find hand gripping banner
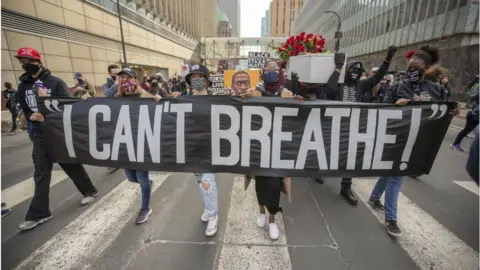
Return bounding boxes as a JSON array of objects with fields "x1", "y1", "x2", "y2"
[{"x1": 37, "y1": 96, "x2": 455, "y2": 178}]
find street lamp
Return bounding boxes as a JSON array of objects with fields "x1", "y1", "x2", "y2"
[
  {"x1": 116, "y1": 0, "x2": 128, "y2": 66},
  {"x1": 324, "y1": 11, "x2": 342, "y2": 52}
]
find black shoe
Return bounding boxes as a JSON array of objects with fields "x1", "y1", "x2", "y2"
[
  {"x1": 1, "y1": 202, "x2": 6, "y2": 208},
  {"x1": 2, "y1": 208, "x2": 11, "y2": 218},
  {"x1": 368, "y1": 198, "x2": 385, "y2": 212},
  {"x1": 136, "y1": 208, "x2": 152, "y2": 224},
  {"x1": 315, "y1": 177, "x2": 324, "y2": 184},
  {"x1": 385, "y1": 219, "x2": 402, "y2": 236},
  {"x1": 106, "y1": 167, "x2": 118, "y2": 174},
  {"x1": 340, "y1": 188, "x2": 358, "y2": 206}
]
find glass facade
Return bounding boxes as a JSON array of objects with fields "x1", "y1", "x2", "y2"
[{"x1": 292, "y1": 0, "x2": 478, "y2": 57}]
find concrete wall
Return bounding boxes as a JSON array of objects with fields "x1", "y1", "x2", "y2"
[{"x1": 1, "y1": 0, "x2": 202, "y2": 89}]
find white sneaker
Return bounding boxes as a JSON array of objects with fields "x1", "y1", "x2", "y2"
[
  {"x1": 80, "y1": 191, "x2": 97, "y2": 205},
  {"x1": 205, "y1": 215, "x2": 218, "y2": 237},
  {"x1": 201, "y1": 212, "x2": 209, "y2": 223},
  {"x1": 269, "y1": 223, "x2": 279, "y2": 240},
  {"x1": 256, "y1": 213, "x2": 266, "y2": 228}
]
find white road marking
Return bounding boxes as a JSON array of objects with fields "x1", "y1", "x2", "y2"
[
  {"x1": 1, "y1": 170, "x2": 68, "y2": 208},
  {"x1": 15, "y1": 173, "x2": 171, "y2": 270},
  {"x1": 353, "y1": 178, "x2": 479, "y2": 270},
  {"x1": 453, "y1": 180, "x2": 479, "y2": 196},
  {"x1": 216, "y1": 176, "x2": 292, "y2": 270}
]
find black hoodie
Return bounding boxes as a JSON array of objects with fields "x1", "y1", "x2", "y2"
[
  {"x1": 17, "y1": 68, "x2": 70, "y2": 128},
  {"x1": 321, "y1": 60, "x2": 391, "y2": 102}
]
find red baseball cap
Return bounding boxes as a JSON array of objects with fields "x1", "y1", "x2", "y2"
[{"x1": 15, "y1": 47, "x2": 42, "y2": 62}]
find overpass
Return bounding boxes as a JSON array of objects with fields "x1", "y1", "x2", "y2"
[{"x1": 199, "y1": 37, "x2": 287, "y2": 68}]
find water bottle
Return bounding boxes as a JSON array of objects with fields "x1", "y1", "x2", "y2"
[{"x1": 34, "y1": 80, "x2": 47, "y2": 96}]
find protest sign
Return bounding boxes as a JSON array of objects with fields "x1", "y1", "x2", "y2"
[
  {"x1": 248, "y1": 52, "x2": 270, "y2": 69},
  {"x1": 210, "y1": 74, "x2": 225, "y2": 95},
  {"x1": 38, "y1": 97, "x2": 454, "y2": 178},
  {"x1": 223, "y1": 70, "x2": 260, "y2": 90}
]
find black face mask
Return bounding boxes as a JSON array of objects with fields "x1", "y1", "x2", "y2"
[
  {"x1": 406, "y1": 68, "x2": 424, "y2": 83},
  {"x1": 22, "y1": 63, "x2": 40, "y2": 75},
  {"x1": 151, "y1": 82, "x2": 158, "y2": 87}
]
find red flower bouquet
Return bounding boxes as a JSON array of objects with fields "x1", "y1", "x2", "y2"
[{"x1": 276, "y1": 32, "x2": 328, "y2": 67}]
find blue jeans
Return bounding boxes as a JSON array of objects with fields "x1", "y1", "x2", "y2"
[
  {"x1": 369, "y1": 176, "x2": 404, "y2": 221},
  {"x1": 195, "y1": 173, "x2": 218, "y2": 218},
  {"x1": 125, "y1": 169, "x2": 151, "y2": 210}
]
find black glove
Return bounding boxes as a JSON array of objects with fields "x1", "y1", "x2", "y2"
[
  {"x1": 386, "y1": 46, "x2": 398, "y2": 61},
  {"x1": 334, "y1": 52, "x2": 346, "y2": 70}
]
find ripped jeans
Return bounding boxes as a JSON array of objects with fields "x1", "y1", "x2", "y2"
[{"x1": 195, "y1": 173, "x2": 218, "y2": 218}]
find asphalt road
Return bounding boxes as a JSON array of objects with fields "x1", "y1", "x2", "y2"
[{"x1": 1, "y1": 119, "x2": 478, "y2": 270}]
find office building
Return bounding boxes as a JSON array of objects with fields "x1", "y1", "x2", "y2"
[
  {"x1": 292, "y1": 0, "x2": 479, "y2": 93},
  {"x1": 261, "y1": 9, "x2": 270, "y2": 37},
  {"x1": 269, "y1": 0, "x2": 308, "y2": 37},
  {"x1": 1, "y1": 0, "x2": 217, "y2": 91},
  {"x1": 218, "y1": 0, "x2": 241, "y2": 36},
  {"x1": 217, "y1": 10, "x2": 233, "y2": 37}
]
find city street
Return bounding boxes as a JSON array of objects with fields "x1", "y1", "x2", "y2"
[{"x1": 1, "y1": 120, "x2": 478, "y2": 270}]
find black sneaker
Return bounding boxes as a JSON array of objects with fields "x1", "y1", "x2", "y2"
[
  {"x1": 315, "y1": 177, "x2": 324, "y2": 184},
  {"x1": 385, "y1": 219, "x2": 402, "y2": 236},
  {"x1": 136, "y1": 208, "x2": 152, "y2": 224},
  {"x1": 340, "y1": 188, "x2": 358, "y2": 206},
  {"x1": 2, "y1": 208, "x2": 11, "y2": 218},
  {"x1": 368, "y1": 198, "x2": 385, "y2": 212}
]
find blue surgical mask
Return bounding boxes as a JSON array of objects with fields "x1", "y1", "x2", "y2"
[{"x1": 264, "y1": 71, "x2": 279, "y2": 84}]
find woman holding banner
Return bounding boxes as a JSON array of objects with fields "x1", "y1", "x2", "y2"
[
  {"x1": 185, "y1": 64, "x2": 220, "y2": 237},
  {"x1": 368, "y1": 45, "x2": 458, "y2": 237},
  {"x1": 114, "y1": 67, "x2": 162, "y2": 224},
  {"x1": 241, "y1": 60, "x2": 302, "y2": 240}
]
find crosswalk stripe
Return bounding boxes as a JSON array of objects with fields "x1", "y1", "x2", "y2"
[
  {"x1": 216, "y1": 176, "x2": 292, "y2": 270},
  {"x1": 1, "y1": 170, "x2": 68, "y2": 208},
  {"x1": 453, "y1": 180, "x2": 479, "y2": 196},
  {"x1": 353, "y1": 178, "x2": 479, "y2": 270},
  {"x1": 15, "y1": 173, "x2": 171, "y2": 270}
]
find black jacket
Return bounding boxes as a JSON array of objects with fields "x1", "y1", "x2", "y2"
[
  {"x1": 3, "y1": 89, "x2": 18, "y2": 108},
  {"x1": 322, "y1": 60, "x2": 391, "y2": 101},
  {"x1": 383, "y1": 79, "x2": 446, "y2": 104},
  {"x1": 17, "y1": 68, "x2": 70, "y2": 128}
]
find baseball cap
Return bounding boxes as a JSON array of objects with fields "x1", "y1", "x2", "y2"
[
  {"x1": 15, "y1": 47, "x2": 42, "y2": 62},
  {"x1": 117, "y1": 67, "x2": 137, "y2": 78},
  {"x1": 74, "y1": 72, "x2": 83, "y2": 79}
]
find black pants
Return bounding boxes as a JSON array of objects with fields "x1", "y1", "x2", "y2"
[
  {"x1": 341, "y1": 178, "x2": 352, "y2": 189},
  {"x1": 255, "y1": 176, "x2": 283, "y2": 215},
  {"x1": 454, "y1": 111, "x2": 479, "y2": 145},
  {"x1": 8, "y1": 106, "x2": 17, "y2": 131},
  {"x1": 26, "y1": 128, "x2": 97, "y2": 220}
]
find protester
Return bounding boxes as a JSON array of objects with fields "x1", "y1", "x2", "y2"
[
  {"x1": 451, "y1": 81, "x2": 479, "y2": 151},
  {"x1": 2, "y1": 202, "x2": 11, "y2": 218},
  {"x1": 139, "y1": 71, "x2": 150, "y2": 91},
  {"x1": 171, "y1": 78, "x2": 183, "y2": 96},
  {"x1": 14, "y1": 47, "x2": 99, "y2": 231},
  {"x1": 217, "y1": 64, "x2": 225, "y2": 74},
  {"x1": 72, "y1": 72, "x2": 96, "y2": 99},
  {"x1": 156, "y1": 73, "x2": 170, "y2": 93},
  {"x1": 3, "y1": 82, "x2": 19, "y2": 135},
  {"x1": 368, "y1": 45, "x2": 457, "y2": 237},
  {"x1": 114, "y1": 67, "x2": 161, "y2": 224},
  {"x1": 102, "y1": 64, "x2": 121, "y2": 174},
  {"x1": 148, "y1": 76, "x2": 170, "y2": 98},
  {"x1": 439, "y1": 76, "x2": 452, "y2": 101},
  {"x1": 240, "y1": 60, "x2": 301, "y2": 240},
  {"x1": 185, "y1": 64, "x2": 219, "y2": 237},
  {"x1": 103, "y1": 64, "x2": 121, "y2": 98},
  {"x1": 320, "y1": 46, "x2": 398, "y2": 206}
]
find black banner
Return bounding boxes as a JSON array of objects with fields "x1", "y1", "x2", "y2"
[{"x1": 37, "y1": 96, "x2": 454, "y2": 177}]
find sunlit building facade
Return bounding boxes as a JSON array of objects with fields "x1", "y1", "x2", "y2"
[{"x1": 269, "y1": 0, "x2": 308, "y2": 37}]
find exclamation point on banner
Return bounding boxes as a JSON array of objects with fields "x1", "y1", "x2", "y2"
[{"x1": 399, "y1": 108, "x2": 422, "y2": 171}]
